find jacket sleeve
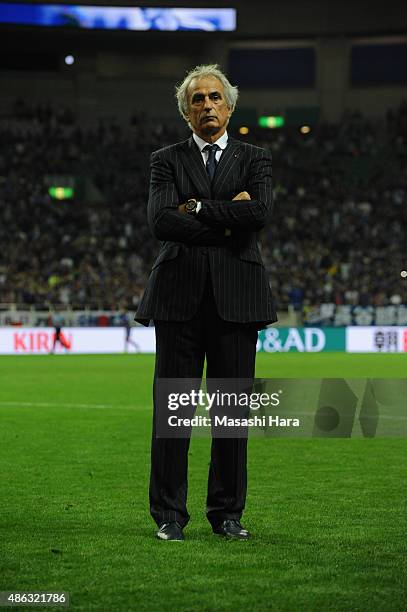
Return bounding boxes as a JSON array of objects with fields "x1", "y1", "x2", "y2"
[
  {"x1": 197, "y1": 149, "x2": 273, "y2": 232},
  {"x1": 147, "y1": 151, "x2": 230, "y2": 246}
]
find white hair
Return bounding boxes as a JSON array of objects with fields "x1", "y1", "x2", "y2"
[{"x1": 175, "y1": 64, "x2": 239, "y2": 122}]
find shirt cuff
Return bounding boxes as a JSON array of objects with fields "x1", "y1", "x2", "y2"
[{"x1": 196, "y1": 201, "x2": 202, "y2": 214}]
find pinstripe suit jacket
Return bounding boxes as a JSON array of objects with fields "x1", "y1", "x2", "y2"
[{"x1": 135, "y1": 135, "x2": 277, "y2": 327}]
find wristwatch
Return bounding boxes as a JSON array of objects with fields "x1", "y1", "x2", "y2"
[{"x1": 185, "y1": 198, "x2": 201, "y2": 214}]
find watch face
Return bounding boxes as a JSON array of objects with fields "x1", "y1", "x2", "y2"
[{"x1": 186, "y1": 199, "x2": 197, "y2": 212}]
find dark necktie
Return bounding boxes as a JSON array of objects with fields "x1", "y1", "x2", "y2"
[{"x1": 203, "y1": 144, "x2": 219, "y2": 181}]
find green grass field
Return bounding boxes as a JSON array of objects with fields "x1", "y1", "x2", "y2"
[{"x1": 1, "y1": 354, "x2": 406, "y2": 611}]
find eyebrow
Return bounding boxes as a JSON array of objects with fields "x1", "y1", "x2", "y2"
[{"x1": 191, "y1": 91, "x2": 222, "y2": 102}]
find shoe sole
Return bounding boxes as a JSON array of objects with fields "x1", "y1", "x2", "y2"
[{"x1": 213, "y1": 532, "x2": 250, "y2": 540}]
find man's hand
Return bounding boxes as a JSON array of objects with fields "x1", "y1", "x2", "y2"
[
  {"x1": 178, "y1": 203, "x2": 187, "y2": 214},
  {"x1": 227, "y1": 192, "x2": 250, "y2": 234},
  {"x1": 233, "y1": 191, "x2": 251, "y2": 201}
]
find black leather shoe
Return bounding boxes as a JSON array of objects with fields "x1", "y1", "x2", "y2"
[
  {"x1": 156, "y1": 521, "x2": 184, "y2": 541},
  {"x1": 212, "y1": 519, "x2": 250, "y2": 539}
]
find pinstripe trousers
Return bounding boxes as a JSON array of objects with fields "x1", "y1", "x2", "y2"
[{"x1": 150, "y1": 266, "x2": 258, "y2": 528}]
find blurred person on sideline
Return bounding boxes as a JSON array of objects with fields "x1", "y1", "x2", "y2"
[
  {"x1": 119, "y1": 308, "x2": 140, "y2": 353},
  {"x1": 49, "y1": 310, "x2": 71, "y2": 353}
]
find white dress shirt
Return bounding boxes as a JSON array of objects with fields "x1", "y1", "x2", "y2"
[{"x1": 192, "y1": 131, "x2": 229, "y2": 167}]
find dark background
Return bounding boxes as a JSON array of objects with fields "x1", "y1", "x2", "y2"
[
  {"x1": 1, "y1": 1, "x2": 406, "y2": 317},
  {"x1": 1, "y1": 0, "x2": 407, "y2": 125}
]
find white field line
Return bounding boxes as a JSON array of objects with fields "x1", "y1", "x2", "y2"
[
  {"x1": 0, "y1": 402, "x2": 405, "y2": 421},
  {"x1": 0, "y1": 400, "x2": 145, "y2": 410}
]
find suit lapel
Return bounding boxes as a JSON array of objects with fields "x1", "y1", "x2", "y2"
[
  {"x1": 212, "y1": 137, "x2": 242, "y2": 195},
  {"x1": 179, "y1": 135, "x2": 243, "y2": 199},
  {"x1": 179, "y1": 137, "x2": 211, "y2": 198}
]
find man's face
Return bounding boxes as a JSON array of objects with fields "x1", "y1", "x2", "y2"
[{"x1": 185, "y1": 75, "x2": 232, "y2": 142}]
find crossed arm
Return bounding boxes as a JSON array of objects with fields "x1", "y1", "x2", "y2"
[{"x1": 147, "y1": 148, "x2": 273, "y2": 246}]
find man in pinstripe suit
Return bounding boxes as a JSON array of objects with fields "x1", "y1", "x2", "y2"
[{"x1": 135, "y1": 64, "x2": 277, "y2": 541}]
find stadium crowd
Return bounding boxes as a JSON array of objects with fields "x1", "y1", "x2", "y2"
[{"x1": 1, "y1": 99, "x2": 406, "y2": 314}]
